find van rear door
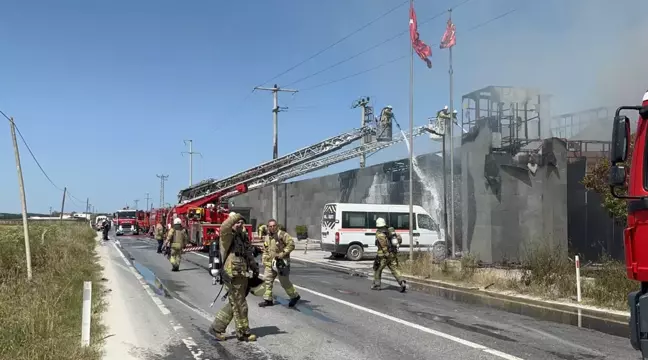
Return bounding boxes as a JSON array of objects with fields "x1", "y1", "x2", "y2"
[{"x1": 321, "y1": 204, "x2": 337, "y2": 248}]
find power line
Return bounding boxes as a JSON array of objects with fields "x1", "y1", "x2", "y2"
[
  {"x1": 1, "y1": 109, "x2": 91, "y2": 210},
  {"x1": 285, "y1": 0, "x2": 475, "y2": 88},
  {"x1": 256, "y1": 0, "x2": 410, "y2": 87},
  {"x1": 302, "y1": 7, "x2": 517, "y2": 91}
]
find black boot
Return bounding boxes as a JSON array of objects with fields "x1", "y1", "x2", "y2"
[
  {"x1": 258, "y1": 299, "x2": 274, "y2": 307},
  {"x1": 399, "y1": 280, "x2": 407, "y2": 293},
  {"x1": 288, "y1": 295, "x2": 301, "y2": 308}
]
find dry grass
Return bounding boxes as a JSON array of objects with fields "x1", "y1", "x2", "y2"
[
  {"x1": 401, "y1": 243, "x2": 637, "y2": 311},
  {"x1": 0, "y1": 223, "x2": 106, "y2": 360}
]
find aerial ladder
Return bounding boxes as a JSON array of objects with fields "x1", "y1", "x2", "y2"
[{"x1": 170, "y1": 105, "x2": 437, "y2": 251}]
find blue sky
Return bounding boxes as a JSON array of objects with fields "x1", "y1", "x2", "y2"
[{"x1": 1, "y1": 0, "x2": 645, "y2": 213}]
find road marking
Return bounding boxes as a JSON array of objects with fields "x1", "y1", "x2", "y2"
[
  {"x1": 290, "y1": 283, "x2": 523, "y2": 360},
  {"x1": 111, "y1": 242, "x2": 171, "y2": 315},
  {"x1": 188, "y1": 251, "x2": 520, "y2": 359},
  {"x1": 170, "y1": 321, "x2": 209, "y2": 360}
]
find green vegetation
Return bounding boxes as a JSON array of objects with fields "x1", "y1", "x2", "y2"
[
  {"x1": 401, "y1": 242, "x2": 636, "y2": 311},
  {"x1": 295, "y1": 225, "x2": 308, "y2": 239},
  {"x1": 581, "y1": 133, "x2": 636, "y2": 220},
  {"x1": 0, "y1": 223, "x2": 106, "y2": 360}
]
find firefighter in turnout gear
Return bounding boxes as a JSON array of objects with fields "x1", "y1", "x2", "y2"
[
  {"x1": 257, "y1": 224, "x2": 268, "y2": 240},
  {"x1": 165, "y1": 217, "x2": 188, "y2": 271},
  {"x1": 154, "y1": 221, "x2": 165, "y2": 253},
  {"x1": 259, "y1": 219, "x2": 301, "y2": 308},
  {"x1": 371, "y1": 218, "x2": 407, "y2": 292},
  {"x1": 211, "y1": 212, "x2": 257, "y2": 342},
  {"x1": 210, "y1": 254, "x2": 264, "y2": 341}
]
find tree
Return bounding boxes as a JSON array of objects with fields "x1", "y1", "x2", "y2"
[{"x1": 581, "y1": 133, "x2": 636, "y2": 220}]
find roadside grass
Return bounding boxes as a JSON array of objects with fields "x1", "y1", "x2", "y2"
[
  {"x1": 0, "y1": 223, "x2": 106, "y2": 360},
  {"x1": 400, "y1": 242, "x2": 637, "y2": 311}
]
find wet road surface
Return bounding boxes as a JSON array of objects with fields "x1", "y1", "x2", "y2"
[{"x1": 114, "y1": 236, "x2": 639, "y2": 360}]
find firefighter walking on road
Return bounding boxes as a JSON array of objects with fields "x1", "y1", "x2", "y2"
[
  {"x1": 211, "y1": 212, "x2": 257, "y2": 341},
  {"x1": 259, "y1": 219, "x2": 301, "y2": 308},
  {"x1": 372, "y1": 217, "x2": 407, "y2": 292},
  {"x1": 154, "y1": 220, "x2": 165, "y2": 253},
  {"x1": 165, "y1": 217, "x2": 188, "y2": 271},
  {"x1": 210, "y1": 214, "x2": 262, "y2": 341}
]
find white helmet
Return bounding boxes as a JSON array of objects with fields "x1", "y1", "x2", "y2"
[
  {"x1": 386, "y1": 105, "x2": 393, "y2": 109},
  {"x1": 453, "y1": 109, "x2": 458, "y2": 114},
  {"x1": 443, "y1": 105, "x2": 448, "y2": 110},
  {"x1": 173, "y1": 217, "x2": 182, "y2": 225},
  {"x1": 271, "y1": 258, "x2": 288, "y2": 276},
  {"x1": 376, "y1": 217, "x2": 386, "y2": 228}
]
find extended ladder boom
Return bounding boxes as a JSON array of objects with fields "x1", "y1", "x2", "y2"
[
  {"x1": 178, "y1": 126, "x2": 374, "y2": 202},
  {"x1": 219, "y1": 125, "x2": 434, "y2": 198}
]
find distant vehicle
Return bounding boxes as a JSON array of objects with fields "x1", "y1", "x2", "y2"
[
  {"x1": 114, "y1": 208, "x2": 138, "y2": 236},
  {"x1": 94, "y1": 215, "x2": 108, "y2": 230},
  {"x1": 320, "y1": 203, "x2": 446, "y2": 261}
]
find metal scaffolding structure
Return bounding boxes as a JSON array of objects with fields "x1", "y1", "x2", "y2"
[{"x1": 461, "y1": 86, "x2": 551, "y2": 153}]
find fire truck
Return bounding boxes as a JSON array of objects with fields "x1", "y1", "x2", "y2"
[
  {"x1": 148, "y1": 208, "x2": 169, "y2": 235},
  {"x1": 113, "y1": 208, "x2": 139, "y2": 236},
  {"x1": 136, "y1": 210, "x2": 151, "y2": 234},
  {"x1": 608, "y1": 91, "x2": 648, "y2": 359},
  {"x1": 164, "y1": 113, "x2": 437, "y2": 252}
]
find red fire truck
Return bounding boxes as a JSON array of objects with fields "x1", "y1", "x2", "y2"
[
  {"x1": 608, "y1": 91, "x2": 648, "y2": 358},
  {"x1": 136, "y1": 210, "x2": 151, "y2": 234},
  {"x1": 114, "y1": 208, "x2": 139, "y2": 236}
]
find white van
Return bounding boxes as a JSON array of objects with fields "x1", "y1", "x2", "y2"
[{"x1": 320, "y1": 203, "x2": 446, "y2": 261}]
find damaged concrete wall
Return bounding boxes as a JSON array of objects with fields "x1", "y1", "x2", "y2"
[{"x1": 460, "y1": 118, "x2": 568, "y2": 263}]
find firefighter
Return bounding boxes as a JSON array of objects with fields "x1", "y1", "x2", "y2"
[
  {"x1": 101, "y1": 219, "x2": 110, "y2": 241},
  {"x1": 164, "y1": 217, "x2": 188, "y2": 271},
  {"x1": 210, "y1": 215, "x2": 262, "y2": 341},
  {"x1": 259, "y1": 219, "x2": 301, "y2": 308},
  {"x1": 154, "y1": 220, "x2": 165, "y2": 253},
  {"x1": 257, "y1": 224, "x2": 268, "y2": 240},
  {"x1": 371, "y1": 218, "x2": 407, "y2": 292},
  {"x1": 214, "y1": 212, "x2": 257, "y2": 341}
]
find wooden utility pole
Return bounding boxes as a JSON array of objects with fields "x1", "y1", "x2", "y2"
[
  {"x1": 9, "y1": 117, "x2": 32, "y2": 281},
  {"x1": 60, "y1": 187, "x2": 67, "y2": 221},
  {"x1": 253, "y1": 84, "x2": 298, "y2": 221}
]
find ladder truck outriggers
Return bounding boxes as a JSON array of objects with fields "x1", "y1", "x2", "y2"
[{"x1": 162, "y1": 105, "x2": 440, "y2": 254}]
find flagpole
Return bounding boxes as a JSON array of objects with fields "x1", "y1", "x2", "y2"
[
  {"x1": 408, "y1": 0, "x2": 415, "y2": 262},
  {"x1": 447, "y1": 8, "x2": 456, "y2": 259}
]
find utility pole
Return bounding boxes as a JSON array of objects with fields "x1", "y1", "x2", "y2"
[
  {"x1": 253, "y1": 84, "x2": 298, "y2": 221},
  {"x1": 86, "y1": 198, "x2": 89, "y2": 215},
  {"x1": 182, "y1": 140, "x2": 202, "y2": 186},
  {"x1": 49, "y1": 206, "x2": 52, "y2": 215},
  {"x1": 156, "y1": 174, "x2": 169, "y2": 209},
  {"x1": 352, "y1": 97, "x2": 372, "y2": 168},
  {"x1": 134, "y1": 199, "x2": 140, "y2": 210},
  {"x1": 60, "y1": 187, "x2": 67, "y2": 221},
  {"x1": 9, "y1": 117, "x2": 32, "y2": 281},
  {"x1": 145, "y1": 192, "x2": 151, "y2": 211}
]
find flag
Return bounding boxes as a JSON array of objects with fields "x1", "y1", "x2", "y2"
[
  {"x1": 409, "y1": 3, "x2": 432, "y2": 68},
  {"x1": 440, "y1": 18, "x2": 456, "y2": 49}
]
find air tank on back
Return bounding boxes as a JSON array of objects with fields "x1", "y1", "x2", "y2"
[{"x1": 376, "y1": 105, "x2": 394, "y2": 142}]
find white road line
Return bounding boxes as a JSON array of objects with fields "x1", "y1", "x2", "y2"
[
  {"x1": 188, "y1": 251, "x2": 522, "y2": 359},
  {"x1": 111, "y1": 242, "x2": 171, "y2": 315}
]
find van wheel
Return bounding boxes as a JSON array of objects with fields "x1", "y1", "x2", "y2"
[{"x1": 346, "y1": 244, "x2": 364, "y2": 261}]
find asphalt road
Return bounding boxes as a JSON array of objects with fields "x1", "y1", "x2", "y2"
[{"x1": 113, "y1": 235, "x2": 639, "y2": 360}]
